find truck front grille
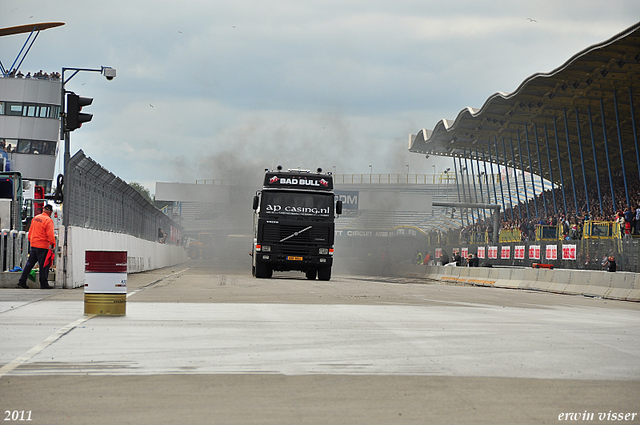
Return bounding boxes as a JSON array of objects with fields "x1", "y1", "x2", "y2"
[{"x1": 262, "y1": 223, "x2": 330, "y2": 244}]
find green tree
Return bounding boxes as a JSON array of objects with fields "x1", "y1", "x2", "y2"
[{"x1": 129, "y1": 182, "x2": 153, "y2": 203}]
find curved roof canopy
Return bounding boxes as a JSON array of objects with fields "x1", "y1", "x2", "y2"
[
  {"x1": 409, "y1": 22, "x2": 640, "y2": 187},
  {"x1": 0, "y1": 22, "x2": 64, "y2": 37},
  {"x1": 0, "y1": 22, "x2": 65, "y2": 77}
]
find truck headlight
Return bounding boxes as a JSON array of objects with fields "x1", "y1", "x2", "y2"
[
  {"x1": 319, "y1": 248, "x2": 329, "y2": 255},
  {"x1": 262, "y1": 245, "x2": 271, "y2": 252}
]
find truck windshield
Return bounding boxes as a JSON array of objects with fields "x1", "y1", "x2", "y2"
[{"x1": 260, "y1": 191, "x2": 333, "y2": 218}]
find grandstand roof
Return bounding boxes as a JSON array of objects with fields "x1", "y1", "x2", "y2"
[{"x1": 409, "y1": 22, "x2": 640, "y2": 187}]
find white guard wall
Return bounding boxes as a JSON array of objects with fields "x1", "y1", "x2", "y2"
[{"x1": 58, "y1": 226, "x2": 188, "y2": 289}]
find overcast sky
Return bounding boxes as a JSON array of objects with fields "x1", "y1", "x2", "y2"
[{"x1": 2, "y1": 1, "x2": 639, "y2": 193}]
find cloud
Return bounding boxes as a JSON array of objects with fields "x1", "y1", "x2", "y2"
[{"x1": 4, "y1": 0, "x2": 640, "y2": 194}]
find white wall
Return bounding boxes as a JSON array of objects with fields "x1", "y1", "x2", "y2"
[{"x1": 58, "y1": 226, "x2": 188, "y2": 289}]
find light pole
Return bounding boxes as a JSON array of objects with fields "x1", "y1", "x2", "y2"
[{"x1": 60, "y1": 66, "x2": 115, "y2": 288}]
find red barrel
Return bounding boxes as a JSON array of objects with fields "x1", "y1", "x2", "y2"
[{"x1": 84, "y1": 251, "x2": 128, "y2": 315}]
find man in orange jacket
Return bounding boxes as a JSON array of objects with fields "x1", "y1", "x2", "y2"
[{"x1": 17, "y1": 204, "x2": 56, "y2": 289}]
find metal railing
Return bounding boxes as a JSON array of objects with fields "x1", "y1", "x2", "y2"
[
  {"x1": 1, "y1": 230, "x2": 28, "y2": 271},
  {"x1": 66, "y1": 150, "x2": 180, "y2": 242}
]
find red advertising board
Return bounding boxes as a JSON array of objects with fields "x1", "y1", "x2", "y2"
[
  {"x1": 529, "y1": 245, "x2": 541, "y2": 260},
  {"x1": 546, "y1": 245, "x2": 558, "y2": 261},
  {"x1": 562, "y1": 244, "x2": 577, "y2": 260}
]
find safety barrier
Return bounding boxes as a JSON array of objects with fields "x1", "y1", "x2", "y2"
[
  {"x1": 61, "y1": 227, "x2": 187, "y2": 289},
  {"x1": 498, "y1": 229, "x2": 521, "y2": 243},
  {"x1": 469, "y1": 232, "x2": 487, "y2": 244},
  {"x1": 518, "y1": 268, "x2": 537, "y2": 291},
  {"x1": 605, "y1": 272, "x2": 636, "y2": 300},
  {"x1": 395, "y1": 264, "x2": 639, "y2": 302},
  {"x1": 1, "y1": 229, "x2": 29, "y2": 272},
  {"x1": 493, "y1": 268, "x2": 511, "y2": 288},
  {"x1": 535, "y1": 225, "x2": 561, "y2": 241},
  {"x1": 431, "y1": 239, "x2": 640, "y2": 272},
  {"x1": 584, "y1": 221, "x2": 617, "y2": 239},
  {"x1": 628, "y1": 274, "x2": 640, "y2": 301}
]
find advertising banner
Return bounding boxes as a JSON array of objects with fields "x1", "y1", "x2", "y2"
[
  {"x1": 529, "y1": 245, "x2": 541, "y2": 260},
  {"x1": 334, "y1": 190, "x2": 359, "y2": 210},
  {"x1": 477, "y1": 246, "x2": 485, "y2": 259},
  {"x1": 501, "y1": 246, "x2": 511, "y2": 259},
  {"x1": 546, "y1": 245, "x2": 558, "y2": 261},
  {"x1": 514, "y1": 245, "x2": 525, "y2": 260},
  {"x1": 562, "y1": 244, "x2": 577, "y2": 260}
]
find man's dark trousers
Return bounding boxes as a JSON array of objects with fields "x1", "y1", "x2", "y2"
[{"x1": 18, "y1": 247, "x2": 50, "y2": 287}]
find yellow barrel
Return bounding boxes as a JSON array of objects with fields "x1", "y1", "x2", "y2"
[
  {"x1": 84, "y1": 251, "x2": 127, "y2": 316},
  {"x1": 84, "y1": 293, "x2": 127, "y2": 315}
]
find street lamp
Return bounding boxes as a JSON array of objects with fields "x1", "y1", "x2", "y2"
[{"x1": 60, "y1": 66, "x2": 116, "y2": 288}]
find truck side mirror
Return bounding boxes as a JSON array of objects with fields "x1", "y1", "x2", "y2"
[
  {"x1": 253, "y1": 195, "x2": 259, "y2": 210},
  {"x1": 336, "y1": 200, "x2": 342, "y2": 215}
]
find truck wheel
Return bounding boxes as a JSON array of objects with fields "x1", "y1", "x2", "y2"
[
  {"x1": 317, "y1": 266, "x2": 331, "y2": 281},
  {"x1": 305, "y1": 269, "x2": 317, "y2": 280},
  {"x1": 255, "y1": 261, "x2": 272, "y2": 278}
]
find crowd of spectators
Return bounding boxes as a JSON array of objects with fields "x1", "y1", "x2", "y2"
[
  {"x1": 458, "y1": 176, "x2": 639, "y2": 242},
  {"x1": 3, "y1": 69, "x2": 61, "y2": 80}
]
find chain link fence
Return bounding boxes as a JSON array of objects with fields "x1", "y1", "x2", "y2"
[{"x1": 67, "y1": 150, "x2": 179, "y2": 242}]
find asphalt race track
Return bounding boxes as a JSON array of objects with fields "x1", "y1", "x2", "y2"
[{"x1": 1, "y1": 260, "x2": 639, "y2": 424}]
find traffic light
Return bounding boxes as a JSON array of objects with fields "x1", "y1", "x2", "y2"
[{"x1": 65, "y1": 92, "x2": 93, "y2": 131}]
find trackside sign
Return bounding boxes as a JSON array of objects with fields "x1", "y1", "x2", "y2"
[{"x1": 263, "y1": 172, "x2": 333, "y2": 190}]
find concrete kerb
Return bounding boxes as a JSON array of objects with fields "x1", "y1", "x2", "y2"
[
  {"x1": 458, "y1": 267, "x2": 471, "y2": 283},
  {"x1": 546, "y1": 269, "x2": 574, "y2": 294},
  {"x1": 487, "y1": 267, "x2": 500, "y2": 285},
  {"x1": 440, "y1": 265, "x2": 462, "y2": 285},
  {"x1": 604, "y1": 272, "x2": 636, "y2": 300},
  {"x1": 519, "y1": 268, "x2": 538, "y2": 290},
  {"x1": 493, "y1": 268, "x2": 513, "y2": 288},
  {"x1": 533, "y1": 268, "x2": 553, "y2": 292},
  {"x1": 467, "y1": 267, "x2": 494, "y2": 287},
  {"x1": 399, "y1": 263, "x2": 424, "y2": 278},
  {"x1": 569, "y1": 270, "x2": 598, "y2": 296},
  {"x1": 393, "y1": 263, "x2": 639, "y2": 302},
  {"x1": 583, "y1": 271, "x2": 613, "y2": 298},
  {"x1": 504, "y1": 268, "x2": 525, "y2": 289},
  {"x1": 627, "y1": 274, "x2": 640, "y2": 302},
  {"x1": 0, "y1": 270, "x2": 54, "y2": 288},
  {"x1": 544, "y1": 269, "x2": 567, "y2": 293},
  {"x1": 432, "y1": 265, "x2": 446, "y2": 281}
]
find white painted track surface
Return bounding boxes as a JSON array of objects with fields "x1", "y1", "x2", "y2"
[
  {"x1": 2, "y1": 300, "x2": 640, "y2": 379},
  {"x1": 1, "y1": 263, "x2": 639, "y2": 425}
]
